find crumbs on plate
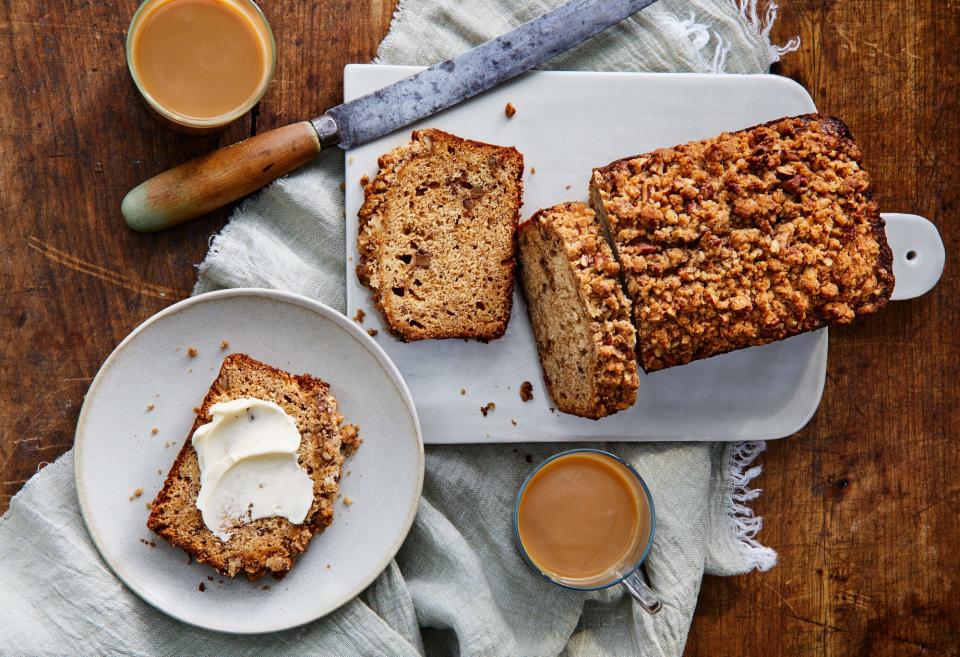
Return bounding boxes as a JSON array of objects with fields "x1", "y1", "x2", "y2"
[{"x1": 519, "y1": 381, "x2": 533, "y2": 402}]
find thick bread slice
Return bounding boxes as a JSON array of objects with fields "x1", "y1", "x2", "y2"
[
  {"x1": 590, "y1": 114, "x2": 895, "y2": 372},
  {"x1": 357, "y1": 129, "x2": 524, "y2": 341},
  {"x1": 518, "y1": 202, "x2": 639, "y2": 419},
  {"x1": 147, "y1": 354, "x2": 358, "y2": 580}
]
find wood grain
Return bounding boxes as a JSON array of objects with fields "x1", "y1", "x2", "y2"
[
  {"x1": 0, "y1": 1, "x2": 956, "y2": 654},
  {"x1": 685, "y1": 2, "x2": 959, "y2": 655}
]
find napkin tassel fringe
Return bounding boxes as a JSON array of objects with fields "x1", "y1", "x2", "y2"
[
  {"x1": 730, "y1": 0, "x2": 801, "y2": 66},
  {"x1": 659, "y1": 1, "x2": 800, "y2": 73},
  {"x1": 727, "y1": 441, "x2": 778, "y2": 572}
]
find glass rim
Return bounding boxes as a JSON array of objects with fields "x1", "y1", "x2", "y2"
[
  {"x1": 513, "y1": 448, "x2": 657, "y2": 592},
  {"x1": 126, "y1": 0, "x2": 277, "y2": 128}
]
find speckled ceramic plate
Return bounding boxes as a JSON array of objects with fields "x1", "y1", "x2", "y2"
[{"x1": 75, "y1": 288, "x2": 423, "y2": 634}]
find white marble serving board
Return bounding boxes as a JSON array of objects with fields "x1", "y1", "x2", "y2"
[{"x1": 344, "y1": 65, "x2": 825, "y2": 443}]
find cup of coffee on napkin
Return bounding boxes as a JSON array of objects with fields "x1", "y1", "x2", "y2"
[{"x1": 514, "y1": 449, "x2": 660, "y2": 613}]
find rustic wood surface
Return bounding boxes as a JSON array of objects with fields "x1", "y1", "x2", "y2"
[{"x1": 0, "y1": 1, "x2": 956, "y2": 654}]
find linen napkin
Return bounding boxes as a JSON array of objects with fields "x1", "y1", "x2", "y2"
[{"x1": 0, "y1": 1, "x2": 797, "y2": 655}]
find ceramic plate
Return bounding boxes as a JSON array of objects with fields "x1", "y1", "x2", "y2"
[{"x1": 75, "y1": 289, "x2": 424, "y2": 633}]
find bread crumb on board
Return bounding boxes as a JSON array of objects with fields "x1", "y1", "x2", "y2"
[
  {"x1": 511, "y1": 419, "x2": 517, "y2": 426},
  {"x1": 565, "y1": 184, "x2": 572, "y2": 190},
  {"x1": 480, "y1": 402, "x2": 496, "y2": 417},
  {"x1": 198, "y1": 582, "x2": 206, "y2": 592},
  {"x1": 530, "y1": 166, "x2": 536, "y2": 175},
  {"x1": 367, "y1": 328, "x2": 378, "y2": 337},
  {"x1": 505, "y1": 102, "x2": 517, "y2": 118},
  {"x1": 220, "y1": 339, "x2": 230, "y2": 350},
  {"x1": 129, "y1": 487, "x2": 143, "y2": 501},
  {"x1": 519, "y1": 381, "x2": 533, "y2": 402},
  {"x1": 343, "y1": 496, "x2": 354, "y2": 507},
  {"x1": 150, "y1": 427, "x2": 159, "y2": 435},
  {"x1": 187, "y1": 347, "x2": 198, "y2": 358},
  {"x1": 460, "y1": 388, "x2": 466, "y2": 396},
  {"x1": 145, "y1": 403, "x2": 155, "y2": 412},
  {"x1": 360, "y1": 175, "x2": 370, "y2": 186},
  {"x1": 261, "y1": 585, "x2": 272, "y2": 591},
  {"x1": 353, "y1": 308, "x2": 366, "y2": 324}
]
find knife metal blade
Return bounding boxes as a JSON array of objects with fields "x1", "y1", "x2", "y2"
[{"x1": 315, "y1": 0, "x2": 660, "y2": 149}]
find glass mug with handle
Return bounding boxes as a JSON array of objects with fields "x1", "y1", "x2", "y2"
[{"x1": 513, "y1": 449, "x2": 661, "y2": 613}]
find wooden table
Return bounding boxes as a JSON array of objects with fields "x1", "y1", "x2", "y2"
[{"x1": 1, "y1": 1, "x2": 956, "y2": 653}]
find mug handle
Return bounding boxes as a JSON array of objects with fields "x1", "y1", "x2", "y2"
[{"x1": 621, "y1": 569, "x2": 662, "y2": 614}]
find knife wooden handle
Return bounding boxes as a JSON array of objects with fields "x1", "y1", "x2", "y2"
[{"x1": 122, "y1": 121, "x2": 323, "y2": 232}]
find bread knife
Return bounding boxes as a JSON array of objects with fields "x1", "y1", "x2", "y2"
[{"x1": 121, "y1": 0, "x2": 660, "y2": 232}]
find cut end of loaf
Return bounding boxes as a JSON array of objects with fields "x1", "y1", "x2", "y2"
[
  {"x1": 357, "y1": 129, "x2": 524, "y2": 341},
  {"x1": 518, "y1": 202, "x2": 639, "y2": 419},
  {"x1": 146, "y1": 354, "x2": 351, "y2": 580}
]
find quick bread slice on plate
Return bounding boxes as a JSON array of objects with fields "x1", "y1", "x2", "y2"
[
  {"x1": 590, "y1": 113, "x2": 895, "y2": 372},
  {"x1": 147, "y1": 354, "x2": 359, "y2": 580},
  {"x1": 518, "y1": 202, "x2": 639, "y2": 419},
  {"x1": 357, "y1": 128, "x2": 524, "y2": 341}
]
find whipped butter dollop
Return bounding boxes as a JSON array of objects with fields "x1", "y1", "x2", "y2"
[{"x1": 192, "y1": 398, "x2": 314, "y2": 541}]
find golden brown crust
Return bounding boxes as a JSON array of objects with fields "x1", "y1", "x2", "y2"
[
  {"x1": 357, "y1": 128, "x2": 524, "y2": 341},
  {"x1": 518, "y1": 202, "x2": 639, "y2": 419},
  {"x1": 590, "y1": 114, "x2": 895, "y2": 372},
  {"x1": 147, "y1": 354, "x2": 351, "y2": 580}
]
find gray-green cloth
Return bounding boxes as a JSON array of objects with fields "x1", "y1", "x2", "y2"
[{"x1": 0, "y1": 1, "x2": 797, "y2": 655}]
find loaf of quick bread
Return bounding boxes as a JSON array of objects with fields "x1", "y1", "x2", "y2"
[
  {"x1": 590, "y1": 114, "x2": 895, "y2": 372},
  {"x1": 357, "y1": 129, "x2": 524, "y2": 341},
  {"x1": 518, "y1": 202, "x2": 639, "y2": 419}
]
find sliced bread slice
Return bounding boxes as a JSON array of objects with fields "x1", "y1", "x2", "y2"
[
  {"x1": 147, "y1": 354, "x2": 358, "y2": 580},
  {"x1": 357, "y1": 128, "x2": 524, "y2": 341},
  {"x1": 518, "y1": 202, "x2": 639, "y2": 419}
]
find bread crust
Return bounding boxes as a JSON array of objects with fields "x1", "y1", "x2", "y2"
[
  {"x1": 518, "y1": 202, "x2": 639, "y2": 419},
  {"x1": 147, "y1": 354, "x2": 356, "y2": 580},
  {"x1": 357, "y1": 129, "x2": 524, "y2": 341},
  {"x1": 590, "y1": 113, "x2": 895, "y2": 372}
]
